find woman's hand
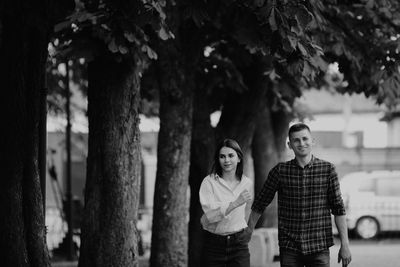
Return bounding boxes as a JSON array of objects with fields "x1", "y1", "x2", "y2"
[{"x1": 234, "y1": 189, "x2": 252, "y2": 207}]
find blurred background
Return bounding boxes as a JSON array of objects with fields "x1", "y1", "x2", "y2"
[
  {"x1": 45, "y1": 83, "x2": 400, "y2": 266},
  {"x1": 5, "y1": 1, "x2": 400, "y2": 267}
]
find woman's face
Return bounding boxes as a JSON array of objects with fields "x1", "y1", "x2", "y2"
[{"x1": 218, "y1": 146, "x2": 240, "y2": 174}]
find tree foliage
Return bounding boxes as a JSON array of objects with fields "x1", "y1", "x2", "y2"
[
  {"x1": 194, "y1": 0, "x2": 400, "y2": 114},
  {"x1": 180, "y1": 1, "x2": 400, "y2": 264},
  {"x1": 311, "y1": 0, "x2": 400, "y2": 109},
  {"x1": 52, "y1": 0, "x2": 170, "y2": 62}
]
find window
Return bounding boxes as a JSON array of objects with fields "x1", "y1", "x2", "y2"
[
  {"x1": 376, "y1": 177, "x2": 400, "y2": 197},
  {"x1": 358, "y1": 178, "x2": 375, "y2": 193}
]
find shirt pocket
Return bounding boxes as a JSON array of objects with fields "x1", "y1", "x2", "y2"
[{"x1": 310, "y1": 177, "x2": 329, "y2": 204}]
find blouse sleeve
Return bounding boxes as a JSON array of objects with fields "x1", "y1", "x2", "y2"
[{"x1": 199, "y1": 177, "x2": 230, "y2": 223}]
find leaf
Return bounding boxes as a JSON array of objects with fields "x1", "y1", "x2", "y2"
[
  {"x1": 291, "y1": 24, "x2": 302, "y2": 35},
  {"x1": 302, "y1": 61, "x2": 315, "y2": 81},
  {"x1": 297, "y1": 42, "x2": 308, "y2": 56},
  {"x1": 332, "y1": 43, "x2": 343, "y2": 56},
  {"x1": 282, "y1": 38, "x2": 294, "y2": 53},
  {"x1": 108, "y1": 39, "x2": 118, "y2": 53},
  {"x1": 77, "y1": 12, "x2": 93, "y2": 22},
  {"x1": 118, "y1": 45, "x2": 129, "y2": 54},
  {"x1": 295, "y1": 6, "x2": 313, "y2": 29},
  {"x1": 310, "y1": 55, "x2": 328, "y2": 72},
  {"x1": 124, "y1": 32, "x2": 136, "y2": 43},
  {"x1": 142, "y1": 45, "x2": 158, "y2": 60},
  {"x1": 158, "y1": 27, "x2": 170, "y2": 40},
  {"x1": 265, "y1": 69, "x2": 280, "y2": 80},
  {"x1": 366, "y1": 0, "x2": 374, "y2": 9},
  {"x1": 269, "y1": 8, "x2": 278, "y2": 31},
  {"x1": 54, "y1": 21, "x2": 72, "y2": 33},
  {"x1": 147, "y1": 48, "x2": 158, "y2": 60},
  {"x1": 311, "y1": 44, "x2": 324, "y2": 56},
  {"x1": 287, "y1": 60, "x2": 304, "y2": 77},
  {"x1": 288, "y1": 35, "x2": 298, "y2": 49}
]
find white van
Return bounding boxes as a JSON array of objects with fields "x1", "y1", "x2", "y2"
[{"x1": 339, "y1": 170, "x2": 400, "y2": 239}]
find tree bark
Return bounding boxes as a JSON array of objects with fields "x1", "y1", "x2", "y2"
[
  {"x1": 271, "y1": 109, "x2": 291, "y2": 162},
  {"x1": 78, "y1": 54, "x2": 142, "y2": 267},
  {"x1": 252, "y1": 104, "x2": 279, "y2": 227},
  {"x1": 188, "y1": 85, "x2": 215, "y2": 267},
  {"x1": 252, "y1": 102, "x2": 291, "y2": 228},
  {"x1": 150, "y1": 1, "x2": 204, "y2": 265},
  {"x1": 217, "y1": 60, "x2": 267, "y2": 161},
  {"x1": 0, "y1": 1, "x2": 72, "y2": 265},
  {"x1": 149, "y1": 57, "x2": 193, "y2": 267}
]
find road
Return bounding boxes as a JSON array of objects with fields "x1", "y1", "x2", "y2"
[
  {"x1": 267, "y1": 236, "x2": 400, "y2": 267},
  {"x1": 52, "y1": 236, "x2": 400, "y2": 267}
]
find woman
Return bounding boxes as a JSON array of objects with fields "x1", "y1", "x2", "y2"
[{"x1": 199, "y1": 139, "x2": 253, "y2": 267}]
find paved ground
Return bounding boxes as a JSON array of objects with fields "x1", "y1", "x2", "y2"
[
  {"x1": 52, "y1": 257, "x2": 149, "y2": 267},
  {"x1": 52, "y1": 237, "x2": 400, "y2": 267},
  {"x1": 266, "y1": 237, "x2": 400, "y2": 267}
]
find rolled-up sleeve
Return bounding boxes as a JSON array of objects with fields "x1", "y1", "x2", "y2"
[
  {"x1": 199, "y1": 177, "x2": 230, "y2": 223},
  {"x1": 327, "y1": 165, "x2": 346, "y2": 216},
  {"x1": 252, "y1": 164, "x2": 280, "y2": 214}
]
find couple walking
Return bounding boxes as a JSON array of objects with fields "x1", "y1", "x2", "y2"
[{"x1": 199, "y1": 123, "x2": 352, "y2": 267}]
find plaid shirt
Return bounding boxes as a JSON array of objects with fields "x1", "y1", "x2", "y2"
[{"x1": 252, "y1": 156, "x2": 346, "y2": 255}]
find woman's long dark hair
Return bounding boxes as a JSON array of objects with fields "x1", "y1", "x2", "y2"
[{"x1": 211, "y1": 139, "x2": 244, "y2": 179}]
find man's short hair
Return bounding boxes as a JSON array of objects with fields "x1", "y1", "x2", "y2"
[{"x1": 288, "y1": 123, "x2": 311, "y2": 139}]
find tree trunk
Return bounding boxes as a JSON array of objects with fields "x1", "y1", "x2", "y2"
[
  {"x1": 217, "y1": 90, "x2": 262, "y2": 153},
  {"x1": 188, "y1": 86, "x2": 215, "y2": 267},
  {"x1": 252, "y1": 104, "x2": 279, "y2": 227},
  {"x1": 217, "y1": 60, "x2": 267, "y2": 162},
  {"x1": 149, "y1": 42, "x2": 194, "y2": 267},
  {"x1": 252, "y1": 102, "x2": 291, "y2": 228},
  {"x1": 149, "y1": 1, "x2": 204, "y2": 265},
  {"x1": 271, "y1": 109, "x2": 291, "y2": 162},
  {"x1": 78, "y1": 55, "x2": 142, "y2": 267},
  {"x1": 0, "y1": 1, "x2": 71, "y2": 265}
]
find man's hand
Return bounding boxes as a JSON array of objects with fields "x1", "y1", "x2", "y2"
[
  {"x1": 338, "y1": 244, "x2": 352, "y2": 267},
  {"x1": 242, "y1": 226, "x2": 253, "y2": 243},
  {"x1": 334, "y1": 215, "x2": 351, "y2": 266}
]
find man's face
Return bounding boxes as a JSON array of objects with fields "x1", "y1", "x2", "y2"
[{"x1": 288, "y1": 129, "x2": 314, "y2": 157}]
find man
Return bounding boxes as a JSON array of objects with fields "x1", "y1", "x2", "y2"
[{"x1": 247, "y1": 123, "x2": 352, "y2": 267}]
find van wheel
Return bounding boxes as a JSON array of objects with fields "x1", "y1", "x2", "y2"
[{"x1": 355, "y1": 217, "x2": 379, "y2": 239}]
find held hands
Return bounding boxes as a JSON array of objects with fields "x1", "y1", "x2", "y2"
[
  {"x1": 242, "y1": 226, "x2": 253, "y2": 243},
  {"x1": 234, "y1": 189, "x2": 252, "y2": 207}
]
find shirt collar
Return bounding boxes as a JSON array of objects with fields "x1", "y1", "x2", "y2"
[
  {"x1": 213, "y1": 173, "x2": 244, "y2": 187},
  {"x1": 291, "y1": 155, "x2": 315, "y2": 168},
  {"x1": 213, "y1": 173, "x2": 243, "y2": 180}
]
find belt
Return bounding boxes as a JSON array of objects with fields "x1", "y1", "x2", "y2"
[{"x1": 203, "y1": 228, "x2": 245, "y2": 241}]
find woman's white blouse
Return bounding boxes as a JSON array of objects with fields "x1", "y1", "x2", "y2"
[{"x1": 199, "y1": 174, "x2": 253, "y2": 235}]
